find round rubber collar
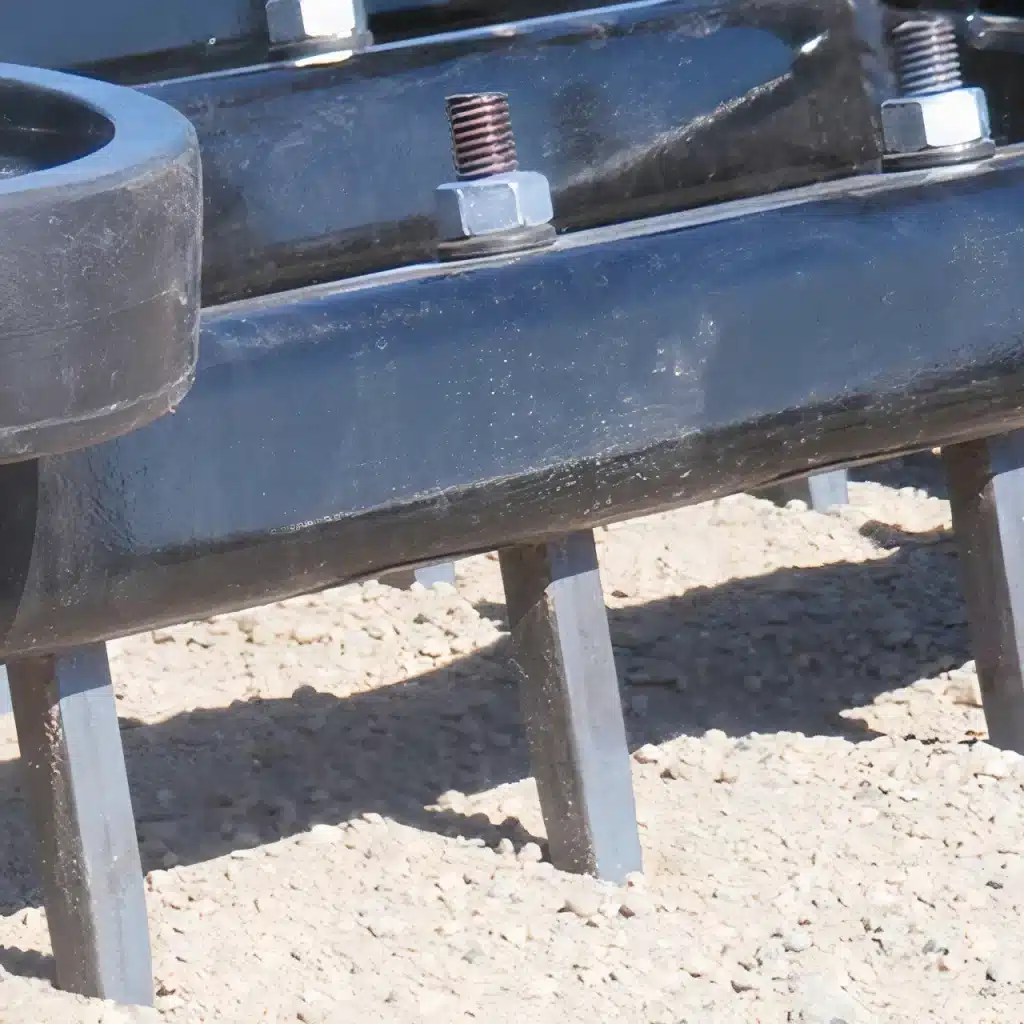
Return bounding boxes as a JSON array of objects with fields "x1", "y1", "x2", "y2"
[
  {"x1": 882, "y1": 138, "x2": 996, "y2": 172},
  {"x1": 437, "y1": 224, "x2": 557, "y2": 262}
]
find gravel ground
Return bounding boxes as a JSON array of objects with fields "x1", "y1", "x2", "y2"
[{"x1": 0, "y1": 456, "x2": 1020, "y2": 1023}]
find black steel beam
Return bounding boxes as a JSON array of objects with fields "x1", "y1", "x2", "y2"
[
  {"x1": 138, "y1": 0, "x2": 888, "y2": 304},
  {"x1": 1, "y1": 154, "x2": 1024, "y2": 658}
]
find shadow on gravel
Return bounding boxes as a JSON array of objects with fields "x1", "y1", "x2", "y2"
[
  {"x1": 0, "y1": 945, "x2": 54, "y2": 983},
  {"x1": 0, "y1": 523, "x2": 972, "y2": 924}
]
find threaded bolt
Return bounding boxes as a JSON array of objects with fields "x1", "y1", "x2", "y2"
[
  {"x1": 444, "y1": 93, "x2": 519, "y2": 180},
  {"x1": 892, "y1": 17, "x2": 963, "y2": 97}
]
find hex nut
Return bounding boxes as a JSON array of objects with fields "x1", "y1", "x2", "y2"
[
  {"x1": 265, "y1": 0, "x2": 368, "y2": 45},
  {"x1": 881, "y1": 87, "x2": 990, "y2": 156},
  {"x1": 434, "y1": 171, "x2": 554, "y2": 241}
]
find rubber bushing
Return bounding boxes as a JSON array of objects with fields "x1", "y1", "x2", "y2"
[
  {"x1": 882, "y1": 137, "x2": 996, "y2": 173},
  {"x1": 0, "y1": 63, "x2": 202, "y2": 461},
  {"x1": 437, "y1": 224, "x2": 557, "y2": 262}
]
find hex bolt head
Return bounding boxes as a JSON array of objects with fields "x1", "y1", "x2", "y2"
[
  {"x1": 882, "y1": 87, "x2": 990, "y2": 153},
  {"x1": 435, "y1": 171, "x2": 554, "y2": 241}
]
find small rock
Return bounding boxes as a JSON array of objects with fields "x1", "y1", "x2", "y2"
[
  {"x1": 367, "y1": 916, "x2": 406, "y2": 939},
  {"x1": 986, "y1": 957, "x2": 1023, "y2": 985},
  {"x1": 462, "y1": 939, "x2": 487, "y2": 963},
  {"x1": 937, "y1": 954, "x2": 965, "y2": 974},
  {"x1": 681, "y1": 950, "x2": 716, "y2": 977},
  {"x1": 517, "y1": 842, "x2": 543, "y2": 864},
  {"x1": 291, "y1": 622, "x2": 327, "y2": 645},
  {"x1": 978, "y1": 757, "x2": 1011, "y2": 780},
  {"x1": 296, "y1": 1009, "x2": 331, "y2": 1024},
  {"x1": 783, "y1": 930, "x2": 813, "y2": 953},
  {"x1": 437, "y1": 790, "x2": 465, "y2": 812},
  {"x1": 660, "y1": 761, "x2": 691, "y2": 781},
  {"x1": 944, "y1": 675, "x2": 982, "y2": 708},
  {"x1": 619, "y1": 892, "x2": 655, "y2": 918},
  {"x1": 250, "y1": 623, "x2": 276, "y2": 646},
  {"x1": 794, "y1": 972, "x2": 866, "y2": 1023},
  {"x1": 847, "y1": 960, "x2": 875, "y2": 984},
  {"x1": 731, "y1": 971, "x2": 764, "y2": 993},
  {"x1": 633, "y1": 743, "x2": 662, "y2": 764},
  {"x1": 301, "y1": 823, "x2": 341, "y2": 846},
  {"x1": 146, "y1": 870, "x2": 172, "y2": 892},
  {"x1": 500, "y1": 924, "x2": 528, "y2": 946},
  {"x1": 419, "y1": 637, "x2": 450, "y2": 659},
  {"x1": 563, "y1": 890, "x2": 603, "y2": 920},
  {"x1": 235, "y1": 613, "x2": 258, "y2": 635},
  {"x1": 436, "y1": 871, "x2": 464, "y2": 892}
]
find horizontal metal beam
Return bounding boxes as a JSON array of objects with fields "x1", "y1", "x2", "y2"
[
  {"x1": 1, "y1": 153, "x2": 1023, "y2": 658},
  {"x1": 138, "y1": 0, "x2": 886, "y2": 304},
  {"x1": 0, "y1": 0, "x2": 265, "y2": 70}
]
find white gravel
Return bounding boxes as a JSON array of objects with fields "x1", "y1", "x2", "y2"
[{"x1": 0, "y1": 455, "x2": 1018, "y2": 1023}]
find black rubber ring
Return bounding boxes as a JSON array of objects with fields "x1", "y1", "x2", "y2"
[
  {"x1": 882, "y1": 138, "x2": 996, "y2": 172},
  {"x1": 0, "y1": 62, "x2": 201, "y2": 462},
  {"x1": 437, "y1": 224, "x2": 557, "y2": 262}
]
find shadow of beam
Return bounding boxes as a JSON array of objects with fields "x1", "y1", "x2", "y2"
[{"x1": 0, "y1": 519, "x2": 971, "y2": 925}]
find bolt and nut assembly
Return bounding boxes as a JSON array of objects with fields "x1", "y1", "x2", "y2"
[
  {"x1": 434, "y1": 94, "x2": 555, "y2": 259},
  {"x1": 881, "y1": 16, "x2": 994, "y2": 170}
]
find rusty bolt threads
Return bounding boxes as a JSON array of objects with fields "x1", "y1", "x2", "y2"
[
  {"x1": 445, "y1": 93, "x2": 519, "y2": 180},
  {"x1": 892, "y1": 18, "x2": 962, "y2": 97}
]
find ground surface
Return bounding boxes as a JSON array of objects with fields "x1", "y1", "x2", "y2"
[{"x1": 0, "y1": 456, "x2": 1020, "y2": 1023}]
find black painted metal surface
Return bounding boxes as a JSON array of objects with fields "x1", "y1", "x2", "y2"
[
  {"x1": 0, "y1": 64, "x2": 202, "y2": 461},
  {"x1": 500, "y1": 531, "x2": 643, "y2": 882},
  {"x1": 0, "y1": 0, "x2": 267, "y2": 73},
  {"x1": 1, "y1": 152, "x2": 1024, "y2": 657},
  {"x1": 945, "y1": 432, "x2": 1024, "y2": 754},
  {"x1": 0, "y1": 0, "x2": 644, "y2": 76},
  {"x1": 8, "y1": 645, "x2": 153, "y2": 1003},
  {"x1": 137, "y1": 0, "x2": 889, "y2": 304}
]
